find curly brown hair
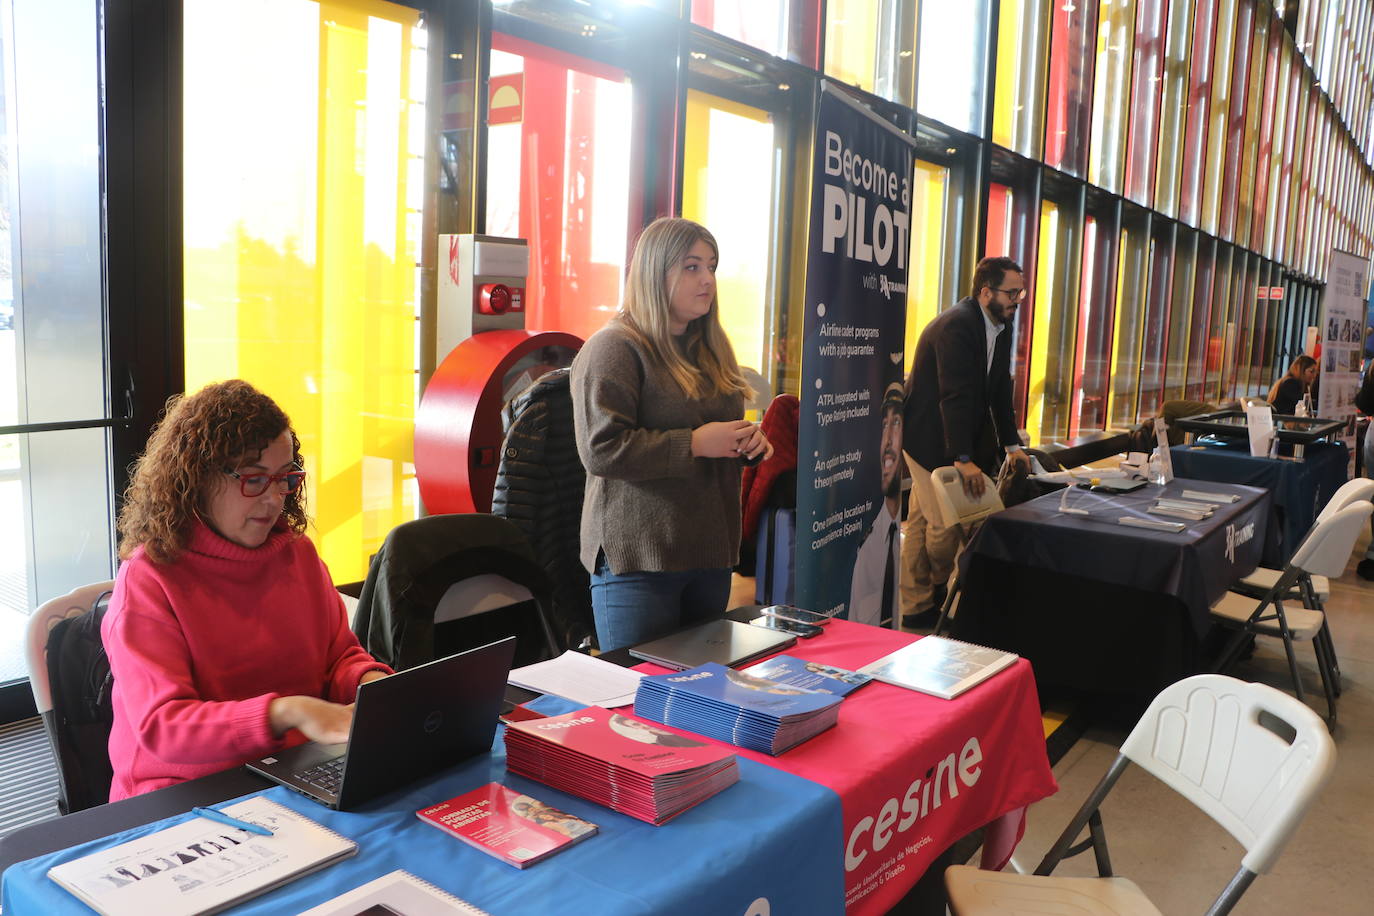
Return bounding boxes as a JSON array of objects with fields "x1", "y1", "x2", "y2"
[{"x1": 117, "y1": 380, "x2": 307, "y2": 562}]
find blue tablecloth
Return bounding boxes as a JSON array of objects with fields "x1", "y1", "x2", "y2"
[
  {"x1": 1170, "y1": 441, "x2": 1348, "y2": 565},
  {"x1": 3, "y1": 700, "x2": 845, "y2": 915}
]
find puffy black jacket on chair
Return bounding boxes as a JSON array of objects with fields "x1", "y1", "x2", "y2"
[
  {"x1": 352, "y1": 514, "x2": 559, "y2": 671},
  {"x1": 492, "y1": 368, "x2": 596, "y2": 651}
]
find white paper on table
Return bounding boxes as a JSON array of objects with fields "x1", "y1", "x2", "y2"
[
  {"x1": 1246, "y1": 403, "x2": 1275, "y2": 457},
  {"x1": 1033, "y1": 468, "x2": 1130, "y2": 484},
  {"x1": 507, "y1": 650, "x2": 644, "y2": 708}
]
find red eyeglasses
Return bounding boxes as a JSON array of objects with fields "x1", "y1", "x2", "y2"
[{"x1": 222, "y1": 466, "x2": 306, "y2": 497}]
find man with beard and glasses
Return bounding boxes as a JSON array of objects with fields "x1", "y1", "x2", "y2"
[
  {"x1": 899, "y1": 257, "x2": 1031, "y2": 629},
  {"x1": 848, "y1": 383, "x2": 906, "y2": 627}
]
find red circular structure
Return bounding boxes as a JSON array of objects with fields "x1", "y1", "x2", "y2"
[{"x1": 415, "y1": 329, "x2": 583, "y2": 514}]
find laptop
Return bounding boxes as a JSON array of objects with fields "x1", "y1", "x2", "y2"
[
  {"x1": 628, "y1": 619, "x2": 795, "y2": 671},
  {"x1": 247, "y1": 636, "x2": 516, "y2": 810}
]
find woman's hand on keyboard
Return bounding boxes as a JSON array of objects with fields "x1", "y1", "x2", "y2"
[{"x1": 268, "y1": 695, "x2": 355, "y2": 745}]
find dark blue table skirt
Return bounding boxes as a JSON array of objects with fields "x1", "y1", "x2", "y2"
[
  {"x1": 952, "y1": 479, "x2": 1271, "y2": 695},
  {"x1": 1169, "y1": 440, "x2": 1348, "y2": 565}
]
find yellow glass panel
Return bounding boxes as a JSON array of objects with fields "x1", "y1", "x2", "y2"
[
  {"x1": 1026, "y1": 200, "x2": 1058, "y2": 444},
  {"x1": 184, "y1": 0, "x2": 423, "y2": 583},
  {"x1": 1236, "y1": 15, "x2": 1268, "y2": 244},
  {"x1": 1201, "y1": 0, "x2": 1237, "y2": 234},
  {"x1": 1089, "y1": 0, "x2": 1136, "y2": 192},
  {"x1": 904, "y1": 159, "x2": 948, "y2": 369},
  {"x1": 991, "y1": 0, "x2": 1025, "y2": 148},
  {"x1": 683, "y1": 90, "x2": 774, "y2": 391},
  {"x1": 824, "y1": 0, "x2": 881, "y2": 93}
]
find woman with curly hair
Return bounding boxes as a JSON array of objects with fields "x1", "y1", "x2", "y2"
[
  {"x1": 103, "y1": 380, "x2": 390, "y2": 800},
  {"x1": 572, "y1": 217, "x2": 770, "y2": 651}
]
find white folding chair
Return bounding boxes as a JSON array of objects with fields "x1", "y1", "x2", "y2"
[
  {"x1": 1229, "y1": 477, "x2": 1374, "y2": 697},
  {"x1": 1210, "y1": 500, "x2": 1373, "y2": 726},
  {"x1": 1232, "y1": 477, "x2": 1374, "y2": 604},
  {"x1": 945, "y1": 675, "x2": 1336, "y2": 916}
]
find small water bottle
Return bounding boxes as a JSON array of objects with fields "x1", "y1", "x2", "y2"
[
  {"x1": 1148, "y1": 452, "x2": 1167, "y2": 486},
  {"x1": 1294, "y1": 398, "x2": 1309, "y2": 417}
]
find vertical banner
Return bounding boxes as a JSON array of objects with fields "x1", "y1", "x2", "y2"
[
  {"x1": 1319, "y1": 250, "x2": 1370, "y2": 474},
  {"x1": 796, "y1": 84, "x2": 915, "y2": 622}
]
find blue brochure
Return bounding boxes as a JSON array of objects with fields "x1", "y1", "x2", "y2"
[{"x1": 741, "y1": 655, "x2": 873, "y2": 697}]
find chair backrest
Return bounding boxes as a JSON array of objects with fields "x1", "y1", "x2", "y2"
[
  {"x1": 352, "y1": 514, "x2": 561, "y2": 671},
  {"x1": 1120, "y1": 674, "x2": 1335, "y2": 875},
  {"x1": 26, "y1": 581, "x2": 117, "y2": 814},
  {"x1": 1290, "y1": 501, "x2": 1374, "y2": 579},
  {"x1": 930, "y1": 466, "x2": 1003, "y2": 528},
  {"x1": 1313, "y1": 477, "x2": 1374, "y2": 525},
  {"x1": 26, "y1": 582, "x2": 116, "y2": 715}
]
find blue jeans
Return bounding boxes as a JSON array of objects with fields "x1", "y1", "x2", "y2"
[{"x1": 590, "y1": 554, "x2": 732, "y2": 652}]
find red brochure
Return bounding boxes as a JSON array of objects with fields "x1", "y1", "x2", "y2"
[{"x1": 416, "y1": 783, "x2": 597, "y2": 868}]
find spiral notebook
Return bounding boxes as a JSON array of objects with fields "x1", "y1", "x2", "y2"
[
  {"x1": 298, "y1": 870, "x2": 492, "y2": 916},
  {"x1": 46, "y1": 797, "x2": 357, "y2": 916}
]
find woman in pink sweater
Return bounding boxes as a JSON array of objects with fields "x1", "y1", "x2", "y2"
[{"x1": 103, "y1": 380, "x2": 392, "y2": 800}]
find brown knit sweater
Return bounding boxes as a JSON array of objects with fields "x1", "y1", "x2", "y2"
[{"x1": 572, "y1": 320, "x2": 745, "y2": 574}]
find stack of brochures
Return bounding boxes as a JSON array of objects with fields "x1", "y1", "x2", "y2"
[
  {"x1": 634, "y1": 662, "x2": 843, "y2": 756},
  {"x1": 503, "y1": 706, "x2": 739, "y2": 825},
  {"x1": 742, "y1": 655, "x2": 873, "y2": 697}
]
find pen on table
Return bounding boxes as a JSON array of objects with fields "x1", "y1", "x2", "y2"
[{"x1": 191, "y1": 806, "x2": 274, "y2": 836}]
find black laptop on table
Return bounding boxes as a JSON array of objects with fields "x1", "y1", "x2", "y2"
[{"x1": 247, "y1": 636, "x2": 516, "y2": 811}]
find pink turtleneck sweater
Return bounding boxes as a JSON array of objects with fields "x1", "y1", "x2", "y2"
[{"x1": 102, "y1": 521, "x2": 390, "y2": 800}]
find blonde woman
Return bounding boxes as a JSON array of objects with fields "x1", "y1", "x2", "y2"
[{"x1": 572, "y1": 218, "x2": 771, "y2": 651}]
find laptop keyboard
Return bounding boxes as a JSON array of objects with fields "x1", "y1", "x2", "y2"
[{"x1": 297, "y1": 756, "x2": 346, "y2": 794}]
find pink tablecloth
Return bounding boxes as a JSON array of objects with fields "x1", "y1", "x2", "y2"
[{"x1": 634, "y1": 619, "x2": 1057, "y2": 914}]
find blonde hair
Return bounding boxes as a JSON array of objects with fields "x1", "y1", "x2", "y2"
[{"x1": 618, "y1": 217, "x2": 750, "y2": 400}]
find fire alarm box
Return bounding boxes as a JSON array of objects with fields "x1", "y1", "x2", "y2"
[{"x1": 437, "y1": 234, "x2": 529, "y2": 357}]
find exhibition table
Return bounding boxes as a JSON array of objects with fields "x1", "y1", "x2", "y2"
[
  {"x1": 1169, "y1": 440, "x2": 1347, "y2": 565},
  {"x1": 953, "y1": 478, "x2": 1270, "y2": 695},
  {"x1": 1, "y1": 622, "x2": 1056, "y2": 915}
]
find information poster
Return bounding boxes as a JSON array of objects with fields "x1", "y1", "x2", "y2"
[
  {"x1": 1318, "y1": 249, "x2": 1370, "y2": 461},
  {"x1": 795, "y1": 83, "x2": 914, "y2": 622}
]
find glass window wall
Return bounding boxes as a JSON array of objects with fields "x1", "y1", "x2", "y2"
[
  {"x1": 1043, "y1": 0, "x2": 1097, "y2": 177},
  {"x1": 484, "y1": 34, "x2": 632, "y2": 346},
  {"x1": 991, "y1": 0, "x2": 1050, "y2": 160},
  {"x1": 1108, "y1": 205, "x2": 1151, "y2": 427},
  {"x1": 183, "y1": 0, "x2": 426, "y2": 583},
  {"x1": 1136, "y1": 219, "x2": 1175, "y2": 415},
  {"x1": 1088, "y1": 0, "x2": 1135, "y2": 193},
  {"x1": 1122, "y1": 0, "x2": 1166, "y2": 205},
  {"x1": 682, "y1": 89, "x2": 777, "y2": 385},
  {"x1": 1151, "y1": 0, "x2": 1196, "y2": 219},
  {"x1": 1071, "y1": 196, "x2": 1120, "y2": 434},
  {"x1": 1026, "y1": 178, "x2": 1082, "y2": 444},
  {"x1": 1162, "y1": 226, "x2": 1196, "y2": 401},
  {"x1": 691, "y1": 0, "x2": 788, "y2": 58},
  {"x1": 916, "y1": 0, "x2": 990, "y2": 135}
]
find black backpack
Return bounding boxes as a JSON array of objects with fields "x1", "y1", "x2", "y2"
[{"x1": 43, "y1": 590, "x2": 115, "y2": 814}]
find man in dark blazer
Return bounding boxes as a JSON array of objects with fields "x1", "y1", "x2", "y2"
[{"x1": 898, "y1": 257, "x2": 1030, "y2": 627}]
